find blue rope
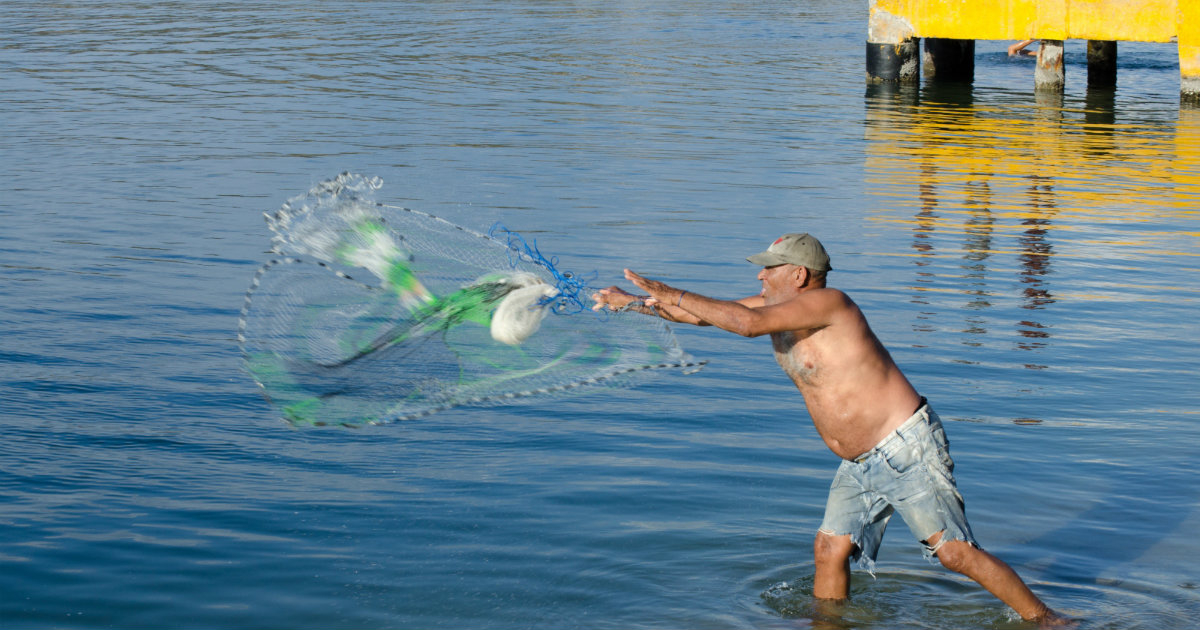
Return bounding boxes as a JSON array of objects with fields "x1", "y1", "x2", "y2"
[{"x1": 487, "y1": 223, "x2": 597, "y2": 315}]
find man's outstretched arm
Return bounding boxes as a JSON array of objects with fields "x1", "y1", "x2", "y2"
[
  {"x1": 622, "y1": 269, "x2": 846, "y2": 337},
  {"x1": 590, "y1": 272, "x2": 762, "y2": 327}
]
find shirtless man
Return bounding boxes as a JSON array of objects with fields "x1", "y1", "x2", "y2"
[{"x1": 591, "y1": 233, "x2": 1069, "y2": 626}]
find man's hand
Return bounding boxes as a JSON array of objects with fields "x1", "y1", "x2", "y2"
[
  {"x1": 594, "y1": 269, "x2": 714, "y2": 326},
  {"x1": 624, "y1": 269, "x2": 684, "y2": 307},
  {"x1": 590, "y1": 285, "x2": 640, "y2": 312}
]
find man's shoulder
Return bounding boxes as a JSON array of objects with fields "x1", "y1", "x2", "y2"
[
  {"x1": 812, "y1": 286, "x2": 848, "y2": 297},
  {"x1": 794, "y1": 288, "x2": 868, "y2": 332},
  {"x1": 759, "y1": 288, "x2": 857, "y2": 337},
  {"x1": 791, "y1": 287, "x2": 854, "y2": 308}
]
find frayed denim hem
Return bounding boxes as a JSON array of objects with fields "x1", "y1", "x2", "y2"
[
  {"x1": 920, "y1": 527, "x2": 980, "y2": 564},
  {"x1": 818, "y1": 527, "x2": 880, "y2": 578}
]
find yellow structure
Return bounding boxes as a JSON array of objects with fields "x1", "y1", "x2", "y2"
[{"x1": 867, "y1": 0, "x2": 1200, "y2": 99}]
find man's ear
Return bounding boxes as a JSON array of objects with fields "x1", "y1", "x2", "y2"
[{"x1": 793, "y1": 265, "x2": 810, "y2": 288}]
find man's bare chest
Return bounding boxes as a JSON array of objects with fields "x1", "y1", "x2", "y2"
[{"x1": 771, "y1": 330, "x2": 822, "y2": 386}]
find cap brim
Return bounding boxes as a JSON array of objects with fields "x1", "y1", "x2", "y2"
[{"x1": 746, "y1": 252, "x2": 786, "y2": 266}]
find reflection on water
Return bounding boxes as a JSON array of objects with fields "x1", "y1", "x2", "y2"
[
  {"x1": 1017, "y1": 174, "x2": 1055, "y2": 358},
  {"x1": 864, "y1": 84, "x2": 1200, "y2": 375},
  {"x1": 855, "y1": 83, "x2": 1199, "y2": 629}
]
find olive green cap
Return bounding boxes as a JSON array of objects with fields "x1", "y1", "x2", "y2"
[{"x1": 746, "y1": 233, "x2": 832, "y2": 271}]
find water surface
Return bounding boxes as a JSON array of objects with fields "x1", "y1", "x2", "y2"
[{"x1": 2, "y1": 1, "x2": 1198, "y2": 628}]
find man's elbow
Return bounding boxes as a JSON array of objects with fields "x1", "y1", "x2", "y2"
[{"x1": 728, "y1": 317, "x2": 765, "y2": 337}]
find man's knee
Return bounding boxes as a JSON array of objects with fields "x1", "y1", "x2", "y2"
[
  {"x1": 930, "y1": 534, "x2": 978, "y2": 574},
  {"x1": 814, "y1": 531, "x2": 855, "y2": 566}
]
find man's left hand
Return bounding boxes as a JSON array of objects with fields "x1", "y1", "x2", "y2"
[{"x1": 625, "y1": 269, "x2": 684, "y2": 307}]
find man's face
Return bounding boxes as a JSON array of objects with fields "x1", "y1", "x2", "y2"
[{"x1": 756, "y1": 264, "x2": 795, "y2": 302}]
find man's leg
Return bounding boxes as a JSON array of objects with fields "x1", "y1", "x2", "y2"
[
  {"x1": 930, "y1": 533, "x2": 1071, "y2": 625},
  {"x1": 813, "y1": 531, "x2": 856, "y2": 600}
]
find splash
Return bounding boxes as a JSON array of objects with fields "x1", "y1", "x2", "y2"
[{"x1": 238, "y1": 173, "x2": 704, "y2": 426}]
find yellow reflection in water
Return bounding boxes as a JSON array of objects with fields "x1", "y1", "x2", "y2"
[{"x1": 863, "y1": 85, "x2": 1200, "y2": 360}]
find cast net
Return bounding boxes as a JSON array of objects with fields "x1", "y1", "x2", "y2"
[{"x1": 238, "y1": 173, "x2": 704, "y2": 426}]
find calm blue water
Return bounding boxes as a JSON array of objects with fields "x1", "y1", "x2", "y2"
[{"x1": 2, "y1": 1, "x2": 1198, "y2": 628}]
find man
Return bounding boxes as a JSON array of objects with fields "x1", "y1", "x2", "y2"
[
  {"x1": 1008, "y1": 39, "x2": 1038, "y2": 57},
  {"x1": 591, "y1": 233, "x2": 1070, "y2": 626}
]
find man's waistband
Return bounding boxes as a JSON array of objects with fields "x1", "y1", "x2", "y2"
[{"x1": 850, "y1": 396, "x2": 930, "y2": 464}]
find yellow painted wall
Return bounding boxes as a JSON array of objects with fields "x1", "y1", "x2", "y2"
[
  {"x1": 1181, "y1": 0, "x2": 1200, "y2": 79},
  {"x1": 870, "y1": 0, "x2": 1178, "y2": 42}
]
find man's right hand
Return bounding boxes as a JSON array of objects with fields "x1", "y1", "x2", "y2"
[{"x1": 591, "y1": 286, "x2": 640, "y2": 311}]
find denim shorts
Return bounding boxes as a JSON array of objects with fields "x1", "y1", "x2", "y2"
[{"x1": 818, "y1": 399, "x2": 978, "y2": 573}]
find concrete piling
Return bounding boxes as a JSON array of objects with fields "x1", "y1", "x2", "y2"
[
  {"x1": 866, "y1": 40, "x2": 920, "y2": 84},
  {"x1": 1035, "y1": 40, "x2": 1065, "y2": 91},
  {"x1": 865, "y1": 0, "x2": 919, "y2": 84},
  {"x1": 923, "y1": 38, "x2": 975, "y2": 82},
  {"x1": 1087, "y1": 40, "x2": 1118, "y2": 87}
]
